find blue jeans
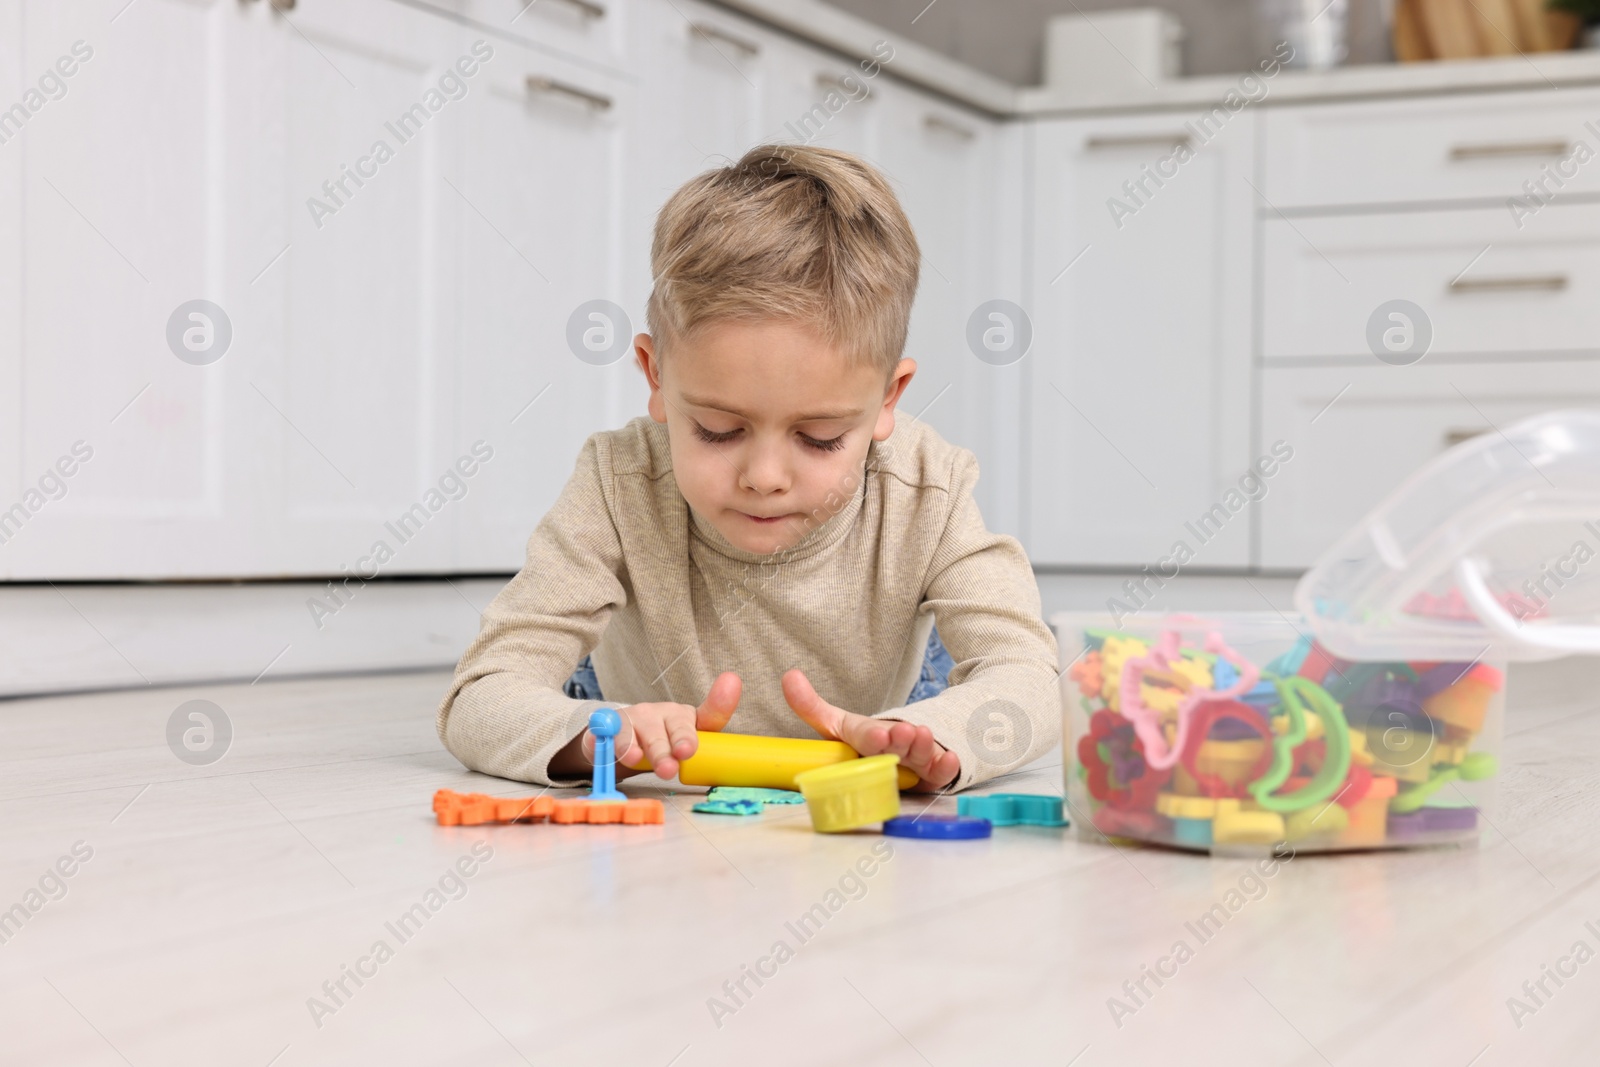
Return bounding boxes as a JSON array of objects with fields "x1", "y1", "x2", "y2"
[{"x1": 563, "y1": 624, "x2": 956, "y2": 704}]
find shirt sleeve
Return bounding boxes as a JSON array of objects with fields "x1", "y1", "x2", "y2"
[
  {"x1": 877, "y1": 449, "x2": 1062, "y2": 791},
  {"x1": 435, "y1": 435, "x2": 627, "y2": 787}
]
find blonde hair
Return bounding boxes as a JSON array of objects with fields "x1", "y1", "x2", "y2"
[{"x1": 645, "y1": 144, "x2": 920, "y2": 377}]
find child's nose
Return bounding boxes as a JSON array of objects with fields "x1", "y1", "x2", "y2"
[{"x1": 738, "y1": 440, "x2": 790, "y2": 494}]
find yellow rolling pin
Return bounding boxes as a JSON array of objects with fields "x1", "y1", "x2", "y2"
[{"x1": 623, "y1": 731, "x2": 918, "y2": 791}]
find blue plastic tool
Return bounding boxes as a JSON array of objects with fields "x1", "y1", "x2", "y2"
[
  {"x1": 586, "y1": 708, "x2": 626, "y2": 802},
  {"x1": 883, "y1": 815, "x2": 992, "y2": 839},
  {"x1": 956, "y1": 793, "x2": 1068, "y2": 827}
]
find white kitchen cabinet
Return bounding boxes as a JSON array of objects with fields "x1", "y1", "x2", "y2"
[
  {"x1": 1, "y1": 0, "x2": 1015, "y2": 580},
  {"x1": 1258, "y1": 362, "x2": 1600, "y2": 568},
  {"x1": 5, "y1": 0, "x2": 273, "y2": 580},
  {"x1": 1026, "y1": 112, "x2": 1255, "y2": 568},
  {"x1": 5, "y1": 0, "x2": 485, "y2": 579},
  {"x1": 452, "y1": 33, "x2": 633, "y2": 569}
]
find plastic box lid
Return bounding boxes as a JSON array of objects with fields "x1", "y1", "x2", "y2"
[{"x1": 1295, "y1": 409, "x2": 1600, "y2": 663}]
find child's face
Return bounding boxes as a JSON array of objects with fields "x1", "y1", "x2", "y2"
[{"x1": 635, "y1": 319, "x2": 914, "y2": 556}]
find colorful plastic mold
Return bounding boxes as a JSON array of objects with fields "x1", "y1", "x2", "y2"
[
  {"x1": 883, "y1": 815, "x2": 992, "y2": 839},
  {"x1": 956, "y1": 793, "x2": 1067, "y2": 827},
  {"x1": 432, "y1": 789, "x2": 663, "y2": 827},
  {"x1": 586, "y1": 707, "x2": 626, "y2": 802}
]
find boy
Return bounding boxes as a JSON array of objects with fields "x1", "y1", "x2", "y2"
[{"x1": 437, "y1": 144, "x2": 1059, "y2": 792}]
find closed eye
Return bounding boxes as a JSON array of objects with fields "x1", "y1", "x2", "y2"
[
  {"x1": 692, "y1": 423, "x2": 740, "y2": 445},
  {"x1": 800, "y1": 432, "x2": 846, "y2": 453}
]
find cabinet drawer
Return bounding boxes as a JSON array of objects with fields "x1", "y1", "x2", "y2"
[
  {"x1": 1258, "y1": 363, "x2": 1600, "y2": 568},
  {"x1": 1263, "y1": 203, "x2": 1600, "y2": 360},
  {"x1": 457, "y1": 0, "x2": 628, "y2": 69},
  {"x1": 1262, "y1": 89, "x2": 1600, "y2": 208}
]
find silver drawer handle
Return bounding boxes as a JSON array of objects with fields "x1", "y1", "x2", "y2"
[
  {"x1": 690, "y1": 21, "x2": 759, "y2": 56},
  {"x1": 1450, "y1": 141, "x2": 1570, "y2": 160},
  {"x1": 1449, "y1": 274, "x2": 1569, "y2": 293},
  {"x1": 816, "y1": 73, "x2": 871, "y2": 100},
  {"x1": 526, "y1": 75, "x2": 612, "y2": 111},
  {"x1": 924, "y1": 114, "x2": 975, "y2": 140},
  {"x1": 548, "y1": 0, "x2": 606, "y2": 18},
  {"x1": 1085, "y1": 133, "x2": 1192, "y2": 151},
  {"x1": 1443, "y1": 428, "x2": 1487, "y2": 448}
]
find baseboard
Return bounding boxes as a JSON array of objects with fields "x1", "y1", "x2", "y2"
[{"x1": 0, "y1": 577, "x2": 510, "y2": 699}]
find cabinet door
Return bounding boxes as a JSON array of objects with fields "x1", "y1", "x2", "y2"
[
  {"x1": 1259, "y1": 362, "x2": 1600, "y2": 568},
  {"x1": 452, "y1": 37, "x2": 632, "y2": 569},
  {"x1": 874, "y1": 84, "x2": 1008, "y2": 521},
  {"x1": 1027, "y1": 113, "x2": 1255, "y2": 567},
  {"x1": 261, "y1": 0, "x2": 470, "y2": 576},
  {"x1": 0, "y1": 0, "x2": 20, "y2": 537},
  {"x1": 7, "y1": 0, "x2": 265, "y2": 579},
  {"x1": 625, "y1": 0, "x2": 774, "y2": 314}
]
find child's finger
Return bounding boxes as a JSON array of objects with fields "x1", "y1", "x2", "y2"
[
  {"x1": 695, "y1": 672, "x2": 742, "y2": 733},
  {"x1": 663, "y1": 703, "x2": 699, "y2": 760},
  {"x1": 781, "y1": 669, "x2": 846, "y2": 740},
  {"x1": 909, "y1": 749, "x2": 961, "y2": 792},
  {"x1": 904, "y1": 725, "x2": 936, "y2": 773},
  {"x1": 880, "y1": 720, "x2": 918, "y2": 761},
  {"x1": 632, "y1": 713, "x2": 678, "y2": 779}
]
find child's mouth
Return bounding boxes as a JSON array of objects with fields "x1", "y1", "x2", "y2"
[{"x1": 740, "y1": 512, "x2": 793, "y2": 525}]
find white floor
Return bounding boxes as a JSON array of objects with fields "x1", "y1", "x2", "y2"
[{"x1": 2, "y1": 654, "x2": 1598, "y2": 1066}]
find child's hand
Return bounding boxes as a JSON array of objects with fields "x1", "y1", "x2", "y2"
[
  {"x1": 781, "y1": 669, "x2": 961, "y2": 792},
  {"x1": 586, "y1": 671, "x2": 742, "y2": 782}
]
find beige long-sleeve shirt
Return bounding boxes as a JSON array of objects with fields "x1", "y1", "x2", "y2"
[{"x1": 436, "y1": 415, "x2": 1060, "y2": 790}]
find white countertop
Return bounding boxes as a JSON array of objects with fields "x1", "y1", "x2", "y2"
[{"x1": 716, "y1": 0, "x2": 1600, "y2": 116}]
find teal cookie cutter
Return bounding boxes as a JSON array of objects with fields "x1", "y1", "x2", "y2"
[{"x1": 956, "y1": 793, "x2": 1067, "y2": 827}]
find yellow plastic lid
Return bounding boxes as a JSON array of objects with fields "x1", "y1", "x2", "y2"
[{"x1": 793, "y1": 754, "x2": 901, "y2": 796}]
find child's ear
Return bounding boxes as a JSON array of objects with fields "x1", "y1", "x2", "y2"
[
  {"x1": 872, "y1": 358, "x2": 916, "y2": 442},
  {"x1": 634, "y1": 333, "x2": 668, "y2": 424}
]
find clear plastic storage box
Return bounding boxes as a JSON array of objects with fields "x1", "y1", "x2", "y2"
[{"x1": 1055, "y1": 410, "x2": 1600, "y2": 854}]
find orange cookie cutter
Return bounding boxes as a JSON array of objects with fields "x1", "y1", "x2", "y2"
[{"x1": 433, "y1": 789, "x2": 663, "y2": 826}]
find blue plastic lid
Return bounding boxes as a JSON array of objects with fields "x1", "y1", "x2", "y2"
[{"x1": 882, "y1": 815, "x2": 992, "y2": 839}]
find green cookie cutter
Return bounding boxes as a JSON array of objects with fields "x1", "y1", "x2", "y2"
[
  {"x1": 1248, "y1": 676, "x2": 1352, "y2": 814},
  {"x1": 1389, "y1": 752, "x2": 1498, "y2": 813}
]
